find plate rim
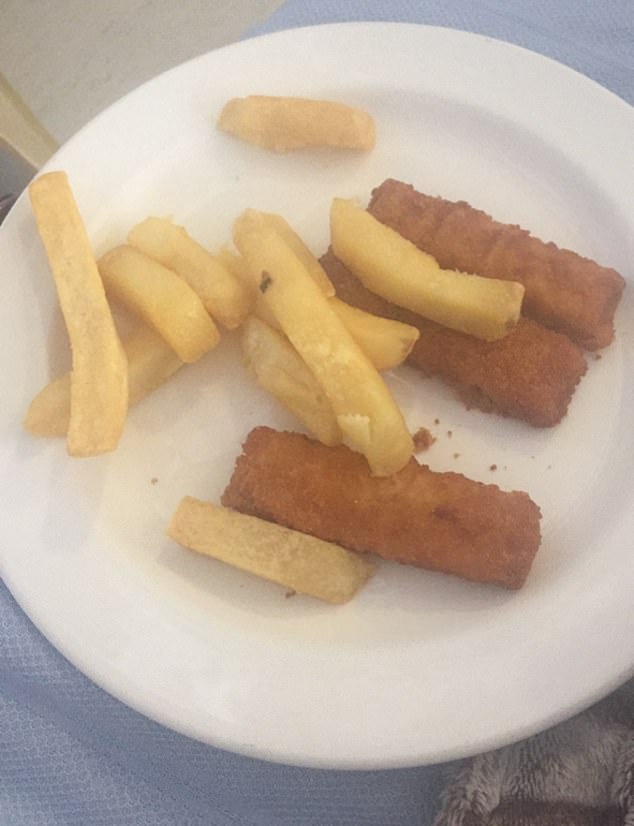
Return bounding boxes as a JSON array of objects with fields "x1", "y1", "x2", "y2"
[{"x1": 2, "y1": 20, "x2": 633, "y2": 769}]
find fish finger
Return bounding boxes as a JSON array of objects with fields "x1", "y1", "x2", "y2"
[
  {"x1": 369, "y1": 179, "x2": 625, "y2": 350},
  {"x1": 321, "y1": 250, "x2": 587, "y2": 427},
  {"x1": 221, "y1": 427, "x2": 542, "y2": 590}
]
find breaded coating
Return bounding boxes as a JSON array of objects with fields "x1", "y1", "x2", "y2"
[
  {"x1": 369, "y1": 179, "x2": 625, "y2": 350},
  {"x1": 221, "y1": 427, "x2": 542, "y2": 589},
  {"x1": 322, "y1": 250, "x2": 587, "y2": 427}
]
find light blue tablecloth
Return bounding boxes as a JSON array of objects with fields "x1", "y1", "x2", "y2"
[{"x1": 2, "y1": 2, "x2": 632, "y2": 825}]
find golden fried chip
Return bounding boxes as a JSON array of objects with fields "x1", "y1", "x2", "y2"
[
  {"x1": 232, "y1": 210, "x2": 334, "y2": 295},
  {"x1": 233, "y1": 220, "x2": 413, "y2": 476},
  {"x1": 217, "y1": 95, "x2": 375, "y2": 152},
  {"x1": 330, "y1": 198, "x2": 525, "y2": 341},
  {"x1": 128, "y1": 217, "x2": 251, "y2": 328},
  {"x1": 329, "y1": 297, "x2": 419, "y2": 370},
  {"x1": 28, "y1": 171, "x2": 128, "y2": 456},
  {"x1": 98, "y1": 245, "x2": 220, "y2": 362},
  {"x1": 167, "y1": 497, "x2": 375, "y2": 604},
  {"x1": 221, "y1": 240, "x2": 418, "y2": 371},
  {"x1": 241, "y1": 316, "x2": 341, "y2": 446}
]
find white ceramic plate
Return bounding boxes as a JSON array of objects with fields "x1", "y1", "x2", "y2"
[{"x1": 1, "y1": 23, "x2": 633, "y2": 769}]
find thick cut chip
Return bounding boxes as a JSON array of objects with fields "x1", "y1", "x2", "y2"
[
  {"x1": 98, "y1": 245, "x2": 220, "y2": 362},
  {"x1": 24, "y1": 325, "x2": 184, "y2": 437},
  {"x1": 128, "y1": 217, "x2": 251, "y2": 328},
  {"x1": 28, "y1": 171, "x2": 128, "y2": 456},
  {"x1": 241, "y1": 316, "x2": 341, "y2": 446},
  {"x1": 217, "y1": 247, "x2": 279, "y2": 328},
  {"x1": 233, "y1": 220, "x2": 413, "y2": 475},
  {"x1": 330, "y1": 198, "x2": 525, "y2": 341},
  {"x1": 217, "y1": 247, "x2": 302, "y2": 332},
  {"x1": 167, "y1": 497, "x2": 375, "y2": 604},
  {"x1": 221, "y1": 243, "x2": 418, "y2": 371},
  {"x1": 217, "y1": 95, "x2": 375, "y2": 152},
  {"x1": 329, "y1": 297, "x2": 419, "y2": 370},
  {"x1": 232, "y1": 210, "x2": 334, "y2": 295}
]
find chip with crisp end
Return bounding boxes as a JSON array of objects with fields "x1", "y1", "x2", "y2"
[
  {"x1": 330, "y1": 198, "x2": 525, "y2": 341},
  {"x1": 28, "y1": 171, "x2": 128, "y2": 457},
  {"x1": 167, "y1": 497, "x2": 375, "y2": 604},
  {"x1": 217, "y1": 95, "x2": 375, "y2": 152},
  {"x1": 328, "y1": 297, "x2": 420, "y2": 371},
  {"x1": 233, "y1": 219, "x2": 413, "y2": 476}
]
